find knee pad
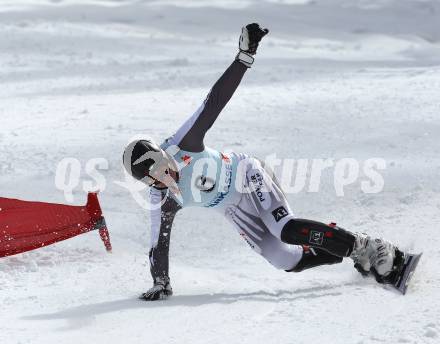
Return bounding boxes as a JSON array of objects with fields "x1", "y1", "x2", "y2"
[
  {"x1": 280, "y1": 219, "x2": 355, "y2": 257},
  {"x1": 287, "y1": 246, "x2": 343, "y2": 272}
]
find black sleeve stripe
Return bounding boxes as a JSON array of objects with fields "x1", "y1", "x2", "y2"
[
  {"x1": 149, "y1": 189, "x2": 181, "y2": 280},
  {"x1": 174, "y1": 60, "x2": 247, "y2": 152}
]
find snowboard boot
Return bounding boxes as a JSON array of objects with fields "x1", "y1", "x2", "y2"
[{"x1": 350, "y1": 233, "x2": 404, "y2": 284}]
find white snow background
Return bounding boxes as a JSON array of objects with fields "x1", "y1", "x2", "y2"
[{"x1": 1, "y1": 0, "x2": 440, "y2": 343}]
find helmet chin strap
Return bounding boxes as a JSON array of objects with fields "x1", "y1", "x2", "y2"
[
  {"x1": 152, "y1": 185, "x2": 168, "y2": 190},
  {"x1": 149, "y1": 169, "x2": 180, "y2": 191}
]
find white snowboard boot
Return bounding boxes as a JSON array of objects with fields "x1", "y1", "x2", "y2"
[{"x1": 350, "y1": 233, "x2": 398, "y2": 280}]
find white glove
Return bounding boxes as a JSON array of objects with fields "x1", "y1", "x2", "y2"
[
  {"x1": 236, "y1": 23, "x2": 269, "y2": 67},
  {"x1": 139, "y1": 277, "x2": 173, "y2": 301}
]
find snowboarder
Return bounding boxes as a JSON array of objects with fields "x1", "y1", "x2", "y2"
[{"x1": 123, "y1": 23, "x2": 418, "y2": 301}]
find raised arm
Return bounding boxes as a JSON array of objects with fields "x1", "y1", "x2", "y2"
[
  {"x1": 171, "y1": 23, "x2": 269, "y2": 152},
  {"x1": 173, "y1": 61, "x2": 247, "y2": 152}
]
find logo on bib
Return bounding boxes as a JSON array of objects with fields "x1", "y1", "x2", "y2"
[{"x1": 195, "y1": 175, "x2": 216, "y2": 192}]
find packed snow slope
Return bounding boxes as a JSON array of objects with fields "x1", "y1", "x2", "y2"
[{"x1": 1, "y1": 1, "x2": 440, "y2": 343}]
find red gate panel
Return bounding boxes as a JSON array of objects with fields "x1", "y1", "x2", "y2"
[{"x1": 0, "y1": 192, "x2": 111, "y2": 258}]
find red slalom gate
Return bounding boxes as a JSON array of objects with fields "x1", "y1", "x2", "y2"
[{"x1": 0, "y1": 192, "x2": 112, "y2": 258}]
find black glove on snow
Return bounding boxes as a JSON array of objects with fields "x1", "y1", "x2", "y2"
[
  {"x1": 236, "y1": 23, "x2": 269, "y2": 67},
  {"x1": 139, "y1": 277, "x2": 173, "y2": 301}
]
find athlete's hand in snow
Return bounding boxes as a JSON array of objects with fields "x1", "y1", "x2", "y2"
[
  {"x1": 236, "y1": 23, "x2": 269, "y2": 68},
  {"x1": 139, "y1": 277, "x2": 173, "y2": 301}
]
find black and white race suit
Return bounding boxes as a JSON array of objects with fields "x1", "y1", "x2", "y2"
[{"x1": 148, "y1": 60, "x2": 303, "y2": 282}]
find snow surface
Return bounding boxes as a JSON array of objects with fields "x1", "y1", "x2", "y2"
[{"x1": 1, "y1": 1, "x2": 440, "y2": 343}]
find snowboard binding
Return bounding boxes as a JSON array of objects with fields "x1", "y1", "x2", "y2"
[{"x1": 355, "y1": 248, "x2": 422, "y2": 295}]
